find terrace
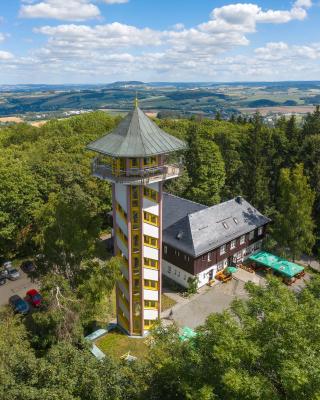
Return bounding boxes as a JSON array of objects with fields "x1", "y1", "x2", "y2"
[{"x1": 92, "y1": 157, "x2": 183, "y2": 185}]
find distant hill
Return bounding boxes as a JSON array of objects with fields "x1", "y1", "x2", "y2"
[{"x1": 247, "y1": 99, "x2": 280, "y2": 107}]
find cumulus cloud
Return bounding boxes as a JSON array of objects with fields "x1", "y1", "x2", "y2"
[
  {"x1": 4, "y1": 1, "x2": 317, "y2": 82},
  {"x1": 19, "y1": 0, "x2": 100, "y2": 21},
  {"x1": 0, "y1": 50, "x2": 14, "y2": 60}
]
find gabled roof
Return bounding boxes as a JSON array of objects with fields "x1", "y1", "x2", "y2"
[
  {"x1": 163, "y1": 195, "x2": 271, "y2": 257},
  {"x1": 87, "y1": 106, "x2": 186, "y2": 157}
]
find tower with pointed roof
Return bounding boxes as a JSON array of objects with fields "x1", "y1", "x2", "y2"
[{"x1": 87, "y1": 102, "x2": 186, "y2": 336}]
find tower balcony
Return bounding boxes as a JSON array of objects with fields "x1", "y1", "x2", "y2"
[{"x1": 91, "y1": 157, "x2": 183, "y2": 185}]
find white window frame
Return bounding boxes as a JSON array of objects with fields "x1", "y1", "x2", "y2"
[
  {"x1": 168, "y1": 265, "x2": 171, "y2": 273},
  {"x1": 230, "y1": 240, "x2": 236, "y2": 249},
  {"x1": 220, "y1": 244, "x2": 226, "y2": 255},
  {"x1": 164, "y1": 245, "x2": 168, "y2": 254},
  {"x1": 208, "y1": 252, "x2": 211, "y2": 262},
  {"x1": 217, "y1": 262, "x2": 223, "y2": 271},
  {"x1": 240, "y1": 235, "x2": 245, "y2": 245},
  {"x1": 249, "y1": 231, "x2": 254, "y2": 240},
  {"x1": 258, "y1": 227, "x2": 263, "y2": 236}
]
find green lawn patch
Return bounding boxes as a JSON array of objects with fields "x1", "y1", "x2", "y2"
[
  {"x1": 161, "y1": 294, "x2": 177, "y2": 311},
  {"x1": 95, "y1": 329, "x2": 149, "y2": 360}
]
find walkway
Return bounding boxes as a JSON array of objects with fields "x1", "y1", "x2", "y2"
[{"x1": 162, "y1": 279, "x2": 249, "y2": 329}]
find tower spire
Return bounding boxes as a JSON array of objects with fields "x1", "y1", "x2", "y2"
[{"x1": 134, "y1": 92, "x2": 138, "y2": 108}]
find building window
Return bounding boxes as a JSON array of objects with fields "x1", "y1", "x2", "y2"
[
  {"x1": 144, "y1": 257, "x2": 158, "y2": 269},
  {"x1": 249, "y1": 231, "x2": 254, "y2": 240},
  {"x1": 144, "y1": 235, "x2": 158, "y2": 248},
  {"x1": 144, "y1": 211, "x2": 159, "y2": 226},
  {"x1": 184, "y1": 274, "x2": 186, "y2": 280},
  {"x1": 208, "y1": 253, "x2": 211, "y2": 262},
  {"x1": 202, "y1": 254, "x2": 206, "y2": 261},
  {"x1": 230, "y1": 240, "x2": 236, "y2": 249},
  {"x1": 168, "y1": 265, "x2": 171, "y2": 273},
  {"x1": 217, "y1": 262, "x2": 223, "y2": 271},
  {"x1": 144, "y1": 186, "x2": 158, "y2": 202},
  {"x1": 175, "y1": 250, "x2": 180, "y2": 256},
  {"x1": 144, "y1": 279, "x2": 158, "y2": 290},
  {"x1": 240, "y1": 235, "x2": 245, "y2": 245},
  {"x1": 177, "y1": 271, "x2": 180, "y2": 277},
  {"x1": 258, "y1": 227, "x2": 263, "y2": 236},
  {"x1": 164, "y1": 245, "x2": 167, "y2": 254},
  {"x1": 233, "y1": 217, "x2": 239, "y2": 224},
  {"x1": 222, "y1": 222, "x2": 229, "y2": 229},
  {"x1": 144, "y1": 300, "x2": 158, "y2": 309},
  {"x1": 220, "y1": 244, "x2": 226, "y2": 255}
]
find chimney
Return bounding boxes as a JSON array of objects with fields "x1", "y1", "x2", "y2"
[{"x1": 236, "y1": 196, "x2": 243, "y2": 204}]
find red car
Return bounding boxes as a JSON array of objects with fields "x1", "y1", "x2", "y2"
[{"x1": 26, "y1": 289, "x2": 42, "y2": 307}]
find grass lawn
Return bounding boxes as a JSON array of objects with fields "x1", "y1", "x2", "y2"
[
  {"x1": 95, "y1": 330, "x2": 149, "y2": 360},
  {"x1": 161, "y1": 293, "x2": 177, "y2": 311}
]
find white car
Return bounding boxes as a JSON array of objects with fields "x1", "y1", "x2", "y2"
[
  {"x1": 3, "y1": 266, "x2": 20, "y2": 280},
  {"x1": 2, "y1": 261, "x2": 12, "y2": 269}
]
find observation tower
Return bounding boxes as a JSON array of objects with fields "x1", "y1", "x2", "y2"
[{"x1": 87, "y1": 102, "x2": 186, "y2": 336}]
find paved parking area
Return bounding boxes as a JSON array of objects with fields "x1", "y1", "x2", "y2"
[
  {"x1": 168, "y1": 279, "x2": 249, "y2": 329},
  {"x1": 0, "y1": 269, "x2": 39, "y2": 306}
]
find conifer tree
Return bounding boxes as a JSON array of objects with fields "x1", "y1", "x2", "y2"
[
  {"x1": 185, "y1": 123, "x2": 225, "y2": 205},
  {"x1": 274, "y1": 164, "x2": 315, "y2": 260}
]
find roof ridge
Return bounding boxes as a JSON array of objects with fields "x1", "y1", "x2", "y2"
[{"x1": 188, "y1": 197, "x2": 246, "y2": 219}]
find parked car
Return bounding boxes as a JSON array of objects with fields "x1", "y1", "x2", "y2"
[
  {"x1": 9, "y1": 295, "x2": 30, "y2": 314},
  {"x1": 2, "y1": 261, "x2": 12, "y2": 269},
  {"x1": 0, "y1": 271, "x2": 6, "y2": 286},
  {"x1": 21, "y1": 260, "x2": 35, "y2": 273},
  {"x1": 26, "y1": 289, "x2": 42, "y2": 307},
  {"x1": 5, "y1": 267, "x2": 20, "y2": 280}
]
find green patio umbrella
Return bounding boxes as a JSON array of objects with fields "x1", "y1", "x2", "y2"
[{"x1": 226, "y1": 266, "x2": 238, "y2": 274}]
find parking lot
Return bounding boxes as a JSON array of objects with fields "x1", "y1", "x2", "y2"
[{"x1": 0, "y1": 268, "x2": 39, "y2": 306}]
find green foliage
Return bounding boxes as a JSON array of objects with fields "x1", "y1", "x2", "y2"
[
  {"x1": 274, "y1": 164, "x2": 316, "y2": 259},
  {"x1": 144, "y1": 277, "x2": 320, "y2": 400},
  {"x1": 187, "y1": 276, "x2": 199, "y2": 295},
  {"x1": 185, "y1": 123, "x2": 226, "y2": 205},
  {"x1": 0, "y1": 111, "x2": 116, "y2": 259}
]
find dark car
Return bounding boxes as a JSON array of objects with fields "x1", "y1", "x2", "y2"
[
  {"x1": 21, "y1": 260, "x2": 35, "y2": 273},
  {"x1": 9, "y1": 295, "x2": 30, "y2": 314},
  {"x1": 26, "y1": 289, "x2": 42, "y2": 307}
]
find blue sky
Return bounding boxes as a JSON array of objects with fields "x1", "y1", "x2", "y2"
[{"x1": 0, "y1": 0, "x2": 319, "y2": 83}]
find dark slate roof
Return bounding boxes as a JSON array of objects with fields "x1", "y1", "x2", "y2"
[
  {"x1": 163, "y1": 195, "x2": 271, "y2": 257},
  {"x1": 87, "y1": 106, "x2": 186, "y2": 157}
]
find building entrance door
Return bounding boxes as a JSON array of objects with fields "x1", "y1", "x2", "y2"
[{"x1": 208, "y1": 269, "x2": 213, "y2": 281}]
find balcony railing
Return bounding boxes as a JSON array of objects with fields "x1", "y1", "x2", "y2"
[{"x1": 92, "y1": 158, "x2": 183, "y2": 184}]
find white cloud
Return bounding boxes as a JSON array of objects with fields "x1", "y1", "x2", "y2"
[
  {"x1": 102, "y1": 0, "x2": 129, "y2": 3},
  {"x1": 0, "y1": 33, "x2": 5, "y2": 42},
  {"x1": 294, "y1": 0, "x2": 312, "y2": 8},
  {"x1": 3, "y1": 1, "x2": 317, "y2": 82},
  {"x1": 34, "y1": 22, "x2": 163, "y2": 51},
  {"x1": 19, "y1": 0, "x2": 100, "y2": 21},
  {"x1": 0, "y1": 51, "x2": 14, "y2": 60}
]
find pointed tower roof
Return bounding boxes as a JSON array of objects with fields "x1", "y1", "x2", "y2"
[{"x1": 87, "y1": 106, "x2": 186, "y2": 157}]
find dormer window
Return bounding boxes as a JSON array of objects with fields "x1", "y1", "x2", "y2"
[
  {"x1": 258, "y1": 227, "x2": 263, "y2": 236},
  {"x1": 233, "y1": 217, "x2": 238, "y2": 224},
  {"x1": 222, "y1": 222, "x2": 229, "y2": 229}
]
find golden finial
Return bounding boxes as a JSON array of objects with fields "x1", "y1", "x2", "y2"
[{"x1": 134, "y1": 92, "x2": 138, "y2": 108}]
